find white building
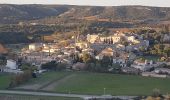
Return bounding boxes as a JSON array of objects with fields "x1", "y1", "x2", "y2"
[
  {"x1": 126, "y1": 36, "x2": 140, "y2": 44},
  {"x1": 75, "y1": 42, "x2": 88, "y2": 49},
  {"x1": 6, "y1": 59, "x2": 17, "y2": 70},
  {"x1": 29, "y1": 43, "x2": 43, "y2": 51},
  {"x1": 1, "y1": 59, "x2": 23, "y2": 74},
  {"x1": 42, "y1": 48, "x2": 56, "y2": 53},
  {"x1": 154, "y1": 68, "x2": 170, "y2": 74},
  {"x1": 87, "y1": 34, "x2": 99, "y2": 43},
  {"x1": 95, "y1": 48, "x2": 115, "y2": 60},
  {"x1": 131, "y1": 59, "x2": 154, "y2": 71},
  {"x1": 2, "y1": 68, "x2": 23, "y2": 74}
]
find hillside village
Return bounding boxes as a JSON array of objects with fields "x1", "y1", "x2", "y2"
[
  {"x1": 0, "y1": 29, "x2": 170, "y2": 79},
  {"x1": 1, "y1": 4, "x2": 170, "y2": 100}
]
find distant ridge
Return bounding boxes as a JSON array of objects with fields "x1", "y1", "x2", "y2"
[{"x1": 0, "y1": 4, "x2": 170, "y2": 24}]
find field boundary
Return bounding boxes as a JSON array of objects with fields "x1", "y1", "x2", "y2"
[
  {"x1": 41, "y1": 74, "x2": 76, "y2": 91},
  {"x1": 38, "y1": 73, "x2": 71, "y2": 90}
]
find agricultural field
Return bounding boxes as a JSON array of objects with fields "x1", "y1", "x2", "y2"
[
  {"x1": 15, "y1": 71, "x2": 71, "y2": 90},
  {"x1": 15, "y1": 71, "x2": 170, "y2": 96},
  {"x1": 0, "y1": 73, "x2": 11, "y2": 89},
  {"x1": 0, "y1": 94, "x2": 82, "y2": 100}
]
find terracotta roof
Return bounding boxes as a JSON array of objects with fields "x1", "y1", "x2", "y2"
[
  {"x1": 135, "y1": 59, "x2": 145, "y2": 63},
  {"x1": 102, "y1": 48, "x2": 113, "y2": 52},
  {"x1": 0, "y1": 44, "x2": 8, "y2": 54}
]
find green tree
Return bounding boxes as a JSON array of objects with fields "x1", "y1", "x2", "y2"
[
  {"x1": 152, "y1": 88, "x2": 161, "y2": 97},
  {"x1": 9, "y1": 70, "x2": 32, "y2": 88},
  {"x1": 101, "y1": 56, "x2": 112, "y2": 69},
  {"x1": 41, "y1": 61, "x2": 66, "y2": 71},
  {"x1": 164, "y1": 47, "x2": 170, "y2": 57},
  {"x1": 56, "y1": 63, "x2": 66, "y2": 71},
  {"x1": 20, "y1": 63, "x2": 37, "y2": 71},
  {"x1": 82, "y1": 53, "x2": 92, "y2": 63},
  {"x1": 41, "y1": 61, "x2": 57, "y2": 70}
]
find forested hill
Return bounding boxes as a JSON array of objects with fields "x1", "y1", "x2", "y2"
[
  {"x1": 0, "y1": 4, "x2": 69, "y2": 24},
  {"x1": 0, "y1": 4, "x2": 170, "y2": 24}
]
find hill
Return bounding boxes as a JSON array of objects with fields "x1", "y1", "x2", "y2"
[
  {"x1": 0, "y1": 4, "x2": 69, "y2": 24},
  {"x1": 0, "y1": 5, "x2": 170, "y2": 24}
]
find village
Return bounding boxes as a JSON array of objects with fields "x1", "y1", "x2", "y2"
[
  {"x1": 2, "y1": 2, "x2": 170, "y2": 99},
  {"x1": 1, "y1": 29, "x2": 170, "y2": 79}
]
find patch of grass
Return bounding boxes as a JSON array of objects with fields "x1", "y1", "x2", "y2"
[
  {"x1": 16, "y1": 71, "x2": 170, "y2": 96},
  {"x1": 53, "y1": 72, "x2": 170, "y2": 96},
  {"x1": 14, "y1": 71, "x2": 72, "y2": 90},
  {"x1": 26, "y1": 71, "x2": 71, "y2": 85},
  {"x1": 0, "y1": 73, "x2": 11, "y2": 89},
  {"x1": 0, "y1": 94, "x2": 82, "y2": 100}
]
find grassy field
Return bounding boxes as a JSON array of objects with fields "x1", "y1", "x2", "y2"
[
  {"x1": 0, "y1": 94, "x2": 82, "y2": 100},
  {"x1": 0, "y1": 73, "x2": 11, "y2": 89},
  {"x1": 16, "y1": 71, "x2": 170, "y2": 96},
  {"x1": 15, "y1": 71, "x2": 71, "y2": 90},
  {"x1": 27, "y1": 71, "x2": 71, "y2": 84},
  {"x1": 54, "y1": 72, "x2": 170, "y2": 95}
]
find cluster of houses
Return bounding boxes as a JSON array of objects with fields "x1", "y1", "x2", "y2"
[
  {"x1": 86, "y1": 32, "x2": 149, "y2": 52},
  {"x1": 1, "y1": 31, "x2": 170, "y2": 78},
  {"x1": 20, "y1": 43, "x2": 73, "y2": 68},
  {"x1": 123, "y1": 58, "x2": 170, "y2": 78}
]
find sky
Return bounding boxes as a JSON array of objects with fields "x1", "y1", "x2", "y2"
[{"x1": 1, "y1": 0, "x2": 170, "y2": 7}]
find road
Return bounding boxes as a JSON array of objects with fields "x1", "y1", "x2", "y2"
[{"x1": 0, "y1": 90, "x2": 136, "y2": 99}]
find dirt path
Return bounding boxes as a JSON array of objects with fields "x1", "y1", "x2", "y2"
[{"x1": 41, "y1": 74, "x2": 76, "y2": 91}]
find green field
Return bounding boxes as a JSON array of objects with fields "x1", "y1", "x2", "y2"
[
  {"x1": 53, "y1": 72, "x2": 170, "y2": 95},
  {"x1": 0, "y1": 73, "x2": 11, "y2": 89},
  {"x1": 15, "y1": 71, "x2": 71, "y2": 90},
  {"x1": 1, "y1": 71, "x2": 170, "y2": 96},
  {"x1": 16, "y1": 71, "x2": 170, "y2": 96},
  {"x1": 26, "y1": 71, "x2": 71, "y2": 85},
  {"x1": 0, "y1": 94, "x2": 82, "y2": 100}
]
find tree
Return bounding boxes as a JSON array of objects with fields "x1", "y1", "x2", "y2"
[
  {"x1": 122, "y1": 41, "x2": 129, "y2": 47},
  {"x1": 87, "y1": 63, "x2": 96, "y2": 71},
  {"x1": 152, "y1": 88, "x2": 161, "y2": 97},
  {"x1": 73, "y1": 53, "x2": 81, "y2": 63},
  {"x1": 139, "y1": 46, "x2": 146, "y2": 52},
  {"x1": 20, "y1": 63, "x2": 37, "y2": 71},
  {"x1": 164, "y1": 47, "x2": 170, "y2": 57},
  {"x1": 82, "y1": 53, "x2": 92, "y2": 63},
  {"x1": 161, "y1": 25, "x2": 169, "y2": 34},
  {"x1": 104, "y1": 38, "x2": 106, "y2": 43},
  {"x1": 110, "y1": 38, "x2": 113, "y2": 44},
  {"x1": 41, "y1": 61, "x2": 57, "y2": 70},
  {"x1": 56, "y1": 63, "x2": 66, "y2": 71},
  {"x1": 101, "y1": 56, "x2": 112, "y2": 69},
  {"x1": 0, "y1": 55, "x2": 6, "y2": 65},
  {"x1": 41, "y1": 61, "x2": 66, "y2": 71},
  {"x1": 9, "y1": 70, "x2": 32, "y2": 88}
]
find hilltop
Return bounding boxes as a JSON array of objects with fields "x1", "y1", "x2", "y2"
[{"x1": 0, "y1": 4, "x2": 170, "y2": 24}]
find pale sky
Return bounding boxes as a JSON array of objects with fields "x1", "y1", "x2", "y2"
[{"x1": 1, "y1": 0, "x2": 170, "y2": 7}]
